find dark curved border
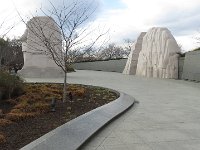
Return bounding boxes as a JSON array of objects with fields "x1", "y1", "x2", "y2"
[{"x1": 20, "y1": 92, "x2": 135, "y2": 150}]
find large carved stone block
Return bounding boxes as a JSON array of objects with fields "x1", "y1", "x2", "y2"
[
  {"x1": 19, "y1": 16, "x2": 64, "y2": 78},
  {"x1": 136, "y1": 27, "x2": 180, "y2": 79},
  {"x1": 123, "y1": 32, "x2": 146, "y2": 75}
]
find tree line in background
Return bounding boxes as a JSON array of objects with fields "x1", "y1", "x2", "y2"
[
  {"x1": 0, "y1": 36, "x2": 132, "y2": 73},
  {"x1": 0, "y1": 38, "x2": 23, "y2": 72},
  {"x1": 0, "y1": 35, "x2": 24, "y2": 101},
  {"x1": 0, "y1": 37, "x2": 132, "y2": 70},
  {"x1": 69, "y1": 40, "x2": 132, "y2": 63}
]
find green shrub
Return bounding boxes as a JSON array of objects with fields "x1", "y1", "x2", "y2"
[{"x1": 0, "y1": 71, "x2": 24, "y2": 100}]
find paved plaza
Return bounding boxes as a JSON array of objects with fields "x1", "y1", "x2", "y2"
[{"x1": 26, "y1": 70, "x2": 200, "y2": 150}]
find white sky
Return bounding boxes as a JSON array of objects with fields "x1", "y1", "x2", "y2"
[{"x1": 0, "y1": 0, "x2": 200, "y2": 51}]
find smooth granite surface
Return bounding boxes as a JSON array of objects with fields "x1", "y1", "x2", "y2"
[{"x1": 182, "y1": 50, "x2": 200, "y2": 81}]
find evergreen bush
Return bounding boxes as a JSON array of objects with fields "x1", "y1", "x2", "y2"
[{"x1": 0, "y1": 71, "x2": 24, "y2": 100}]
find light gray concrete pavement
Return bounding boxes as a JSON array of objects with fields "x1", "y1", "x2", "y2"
[{"x1": 25, "y1": 70, "x2": 200, "y2": 150}]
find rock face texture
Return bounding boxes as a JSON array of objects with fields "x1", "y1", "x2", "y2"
[
  {"x1": 136, "y1": 27, "x2": 180, "y2": 79},
  {"x1": 19, "y1": 16, "x2": 64, "y2": 78},
  {"x1": 123, "y1": 32, "x2": 146, "y2": 75}
]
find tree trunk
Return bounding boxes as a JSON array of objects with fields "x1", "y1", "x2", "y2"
[{"x1": 63, "y1": 71, "x2": 67, "y2": 102}]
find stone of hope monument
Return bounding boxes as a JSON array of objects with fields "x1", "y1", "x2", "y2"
[
  {"x1": 123, "y1": 27, "x2": 181, "y2": 79},
  {"x1": 19, "y1": 16, "x2": 64, "y2": 78}
]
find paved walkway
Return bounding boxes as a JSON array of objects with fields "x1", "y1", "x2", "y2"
[{"x1": 26, "y1": 70, "x2": 200, "y2": 150}]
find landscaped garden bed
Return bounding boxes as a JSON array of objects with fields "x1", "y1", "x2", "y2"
[{"x1": 0, "y1": 83, "x2": 119, "y2": 150}]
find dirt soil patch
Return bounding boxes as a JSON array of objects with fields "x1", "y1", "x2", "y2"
[{"x1": 0, "y1": 83, "x2": 119, "y2": 150}]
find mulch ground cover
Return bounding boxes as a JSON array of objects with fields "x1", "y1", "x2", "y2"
[{"x1": 0, "y1": 83, "x2": 118, "y2": 150}]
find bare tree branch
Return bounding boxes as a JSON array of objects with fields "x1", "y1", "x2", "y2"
[{"x1": 17, "y1": 0, "x2": 108, "y2": 102}]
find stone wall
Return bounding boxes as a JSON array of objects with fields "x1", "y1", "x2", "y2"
[
  {"x1": 73, "y1": 59, "x2": 127, "y2": 73},
  {"x1": 73, "y1": 53, "x2": 200, "y2": 82},
  {"x1": 182, "y1": 50, "x2": 200, "y2": 81},
  {"x1": 178, "y1": 57, "x2": 185, "y2": 79}
]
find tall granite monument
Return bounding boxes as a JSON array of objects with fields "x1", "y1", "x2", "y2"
[
  {"x1": 123, "y1": 32, "x2": 146, "y2": 75},
  {"x1": 136, "y1": 27, "x2": 180, "y2": 79},
  {"x1": 123, "y1": 27, "x2": 180, "y2": 79},
  {"x1": 19, "y1": 16, "x2": 64, "y2": 78}
]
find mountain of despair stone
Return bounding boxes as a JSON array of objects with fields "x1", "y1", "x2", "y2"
[{"x1": 136, "y1": 27, "x2": 180, "y2": 79}]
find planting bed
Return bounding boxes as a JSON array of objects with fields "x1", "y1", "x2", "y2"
[{"x1": 0, "y1": 83, "x2": 118, "y2": 150}]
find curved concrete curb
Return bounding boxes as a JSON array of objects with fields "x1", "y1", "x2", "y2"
[{"x1": 20, "y1": 92, "x2": 135, "y2": 150}]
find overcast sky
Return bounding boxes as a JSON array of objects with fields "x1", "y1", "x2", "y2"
[{"x1": 0, "y1": 0, "x2": 200, "y2": 51}]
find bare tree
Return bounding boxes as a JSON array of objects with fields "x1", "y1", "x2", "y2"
[
  {"x1": 0, "y1": 38, "x2": 23, "y2": 71},
  {"x1": 67, "y1": 48, "x2": 83, "y2": 63},
  {"x1": 98, "y1": 43, "x2": 126, "y2": 60},
  {"x1": 0, "y1": 17, "x2": 15, "y2": 39},
  {"x1": 8, "y1": 39, "x2": 24, "y2": 71},
  {"x1": 0, "y1": 13, "x2": 21, "y2": 71},
  {"x1": 18, "y1": 0, "x2": 107, "y2": 102},
  {"x1": 123, "y1": 38, "x2": 134, "y2": 57},
  {"x1": 68, "y1": 48, "x2": 95, "y2": 63}
]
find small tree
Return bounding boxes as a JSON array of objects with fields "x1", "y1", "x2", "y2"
[{"x1": 18, "y1": 0, "x2": 107, "y2": 102}]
